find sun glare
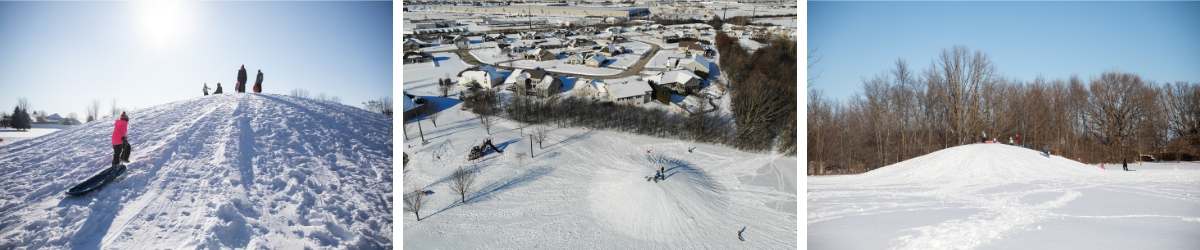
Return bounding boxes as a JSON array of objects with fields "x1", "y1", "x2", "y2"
[{"x1": 134, "y1": 0, "x2": 193, "y2": 49}]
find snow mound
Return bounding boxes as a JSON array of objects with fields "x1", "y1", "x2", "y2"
[
  {"x1": 861, "y1": 143, "x2": 1099, "y2": 185},
  {"x1": 0, "y1": 94, "x2": 392, "y2": 249},
  {"x1": 586, "y1": 153, "x2": 729, "y2": 241}
]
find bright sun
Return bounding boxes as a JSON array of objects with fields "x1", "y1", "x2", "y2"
[{"x1": 134, "y1": 0, "x2": 192, "y2": 49}]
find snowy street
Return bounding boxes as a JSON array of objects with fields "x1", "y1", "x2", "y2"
[{"x1": 808, "y1": 144, "x2": 1200, "y2": 249}]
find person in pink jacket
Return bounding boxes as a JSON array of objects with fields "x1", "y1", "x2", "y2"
[{"x1": 111, "y1": 112, "x2": 131, "y2": 166}]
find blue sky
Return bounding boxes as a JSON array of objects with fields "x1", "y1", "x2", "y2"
[
  {"x1": 0, "y1": 1, "x2": 391, "y2": 117},
  {"x1": 809, "y1": 1, "x2": 1200, "y2": 100}
]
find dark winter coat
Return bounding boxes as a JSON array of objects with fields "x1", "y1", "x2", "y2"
[
  {"x1": 203, "y1": 83, "x2": 210, "y2": 96},
  {"x1": 214, "y1": 83, "x2": 224, "y2": 94},
  {"x1": 253, "y1": 70, "x2": 263, "y2": 93}
]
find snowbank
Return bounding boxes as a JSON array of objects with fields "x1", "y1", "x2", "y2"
[
  {"x1": 0, "y1": 94, "x2": 393, "y2": 249},
  {"x1": 809, "y1": 144, "x2": 1200, "y2": 249}
]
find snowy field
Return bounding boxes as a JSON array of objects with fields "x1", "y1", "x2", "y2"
[
  {"x1": 809, "y1": 144, "x2": 1200, "y2": 249},
  {"x1": 0, "y1": 94, "x2": 393, "y2": 249},
  {"x1": 403, "y1": 52, "x2": 472, "y2": 94},
  {"x1": 402, "y1": 78, "x2": 796, "y2": 248},
  {"x1": 0, "y1": 124, "x2": 70, "y2": 146}
]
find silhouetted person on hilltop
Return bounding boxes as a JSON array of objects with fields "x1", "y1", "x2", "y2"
[
  {"x1": 236, "y1": 65, "x2": 248, "y2": 93},
  {"x1": 1122, "y1": 158, "x2": 1129, "y2": 171},
  {"x1": 203, "y1": 83, "x2": 210, "y2": 96},
  {"x1": 214, "y1": 82, "x2": 224, "y2": 94},
  {"x1": 253, "y1": 69, "x2": 263, "y2": 93}
]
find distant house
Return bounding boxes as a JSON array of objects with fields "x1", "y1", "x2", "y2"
[
  {"x1": 585, "y1": 54, "x2": 608, "y2": 67},
  {"x1": 678, "y1": 40, "x2": 707, "y2": 57},
  {"x1": 650, "y1": 70, "x2": 702, "y2": 95},
  {"x1": 403, "y1": 38, "x2": 433, "y2": 52},
  {"x1": 605, "y1": 79, "x2": 653, "y2": 105},
  {"x1": 671, "y1": 55, "x2": 713, "y2": 78},
  {"x1": 505, "y1": 68, "x2": 562, "y2": 97},
  {"x1": 569, "y1": 38, "x2": 597, "y2": 49},
  {"x1": 458, "y1": 66, "x2": 506, "y2": 89},
  {"x1": 524, "y1": 48, "x2": 557, "y2": 61},
  {"x1": 576, "y1": 79, "x2": 609, "y2": 100},
  {"x1": 599, "y1": 44, "x2": 625, "y2": 57},
  {"x1": 565, "y1": 53, "x2": 588, "y2": 65},
  {"x1": 403, "y1": 51, "x2": 435, "y2": 64},
  {"x1": 43, "y1": 113, "x2": 63, "y2": 124}
]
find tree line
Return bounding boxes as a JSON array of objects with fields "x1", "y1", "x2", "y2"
[
  {"x1": 808, "y1": 46, "x2": 1200, "y2": 175},
  {"x1": 715, "y1": 31, "x2": 798, "y2": 155}
]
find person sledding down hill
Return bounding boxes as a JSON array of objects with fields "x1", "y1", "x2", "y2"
[{"x1": 111, "y1": 112, "x2": 132, "y2": 166}]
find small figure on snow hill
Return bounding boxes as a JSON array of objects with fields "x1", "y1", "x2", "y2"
[
  {"x1": 214, "y1": 82, "x2": 224, "y2": 94},
  {"x1": 1008, "y1": 136, "x2": 1014, "y2": 145},
  {"x1": 236, "y1": 65, "x2": 248, "y2": 93},
  {"x1": 111, "y1": 112, "x2": 132, "y2": 167},
  {"x1": 203, "y1": 82, "x2": 210, "y2": 96},
  {"x1": 253, "y1": 69, "x2": 264, "y2": 93},
  {"x1": 1122, "y1": 158, "x2": 1129, "y2": 171}
]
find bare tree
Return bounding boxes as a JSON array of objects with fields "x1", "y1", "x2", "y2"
[
  {"x1": 438, "y1": 78, "x2": 452, "y2": 97},
  {"x1": 290, "y1": 89, "x2": 311, "y2": 98},
  {"x1": 1085, "y1": 71, "x2": 1157, "y2": 162},
  {"x1": 534, "y1": 126, "x2": 548, "y2": 149},
  {"x1": 362, "y1": 96, "x2": 393, "y2": 116},
  {"x1": 450, "y1": 166, "x2": 476, "y2": 203},
  {"x1": 479, "y1": 112, "x2": 494, "y2": 135},
  {"x1": 86, "y1": 100, "x2": 100, "y2": 122},
  {"x1": 110, "y1": 99, "x2": 120, "y2": 118},
  {"x1": 16, "y1": 98, "x2": 29, "y2": 112},
  {"x1": 403, "y1": 183, "x2": 426, "y2": 221}
]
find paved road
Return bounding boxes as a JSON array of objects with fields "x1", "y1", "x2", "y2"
[{"x1": 451, "y1": 38, "x2": 663, "y2": 80}]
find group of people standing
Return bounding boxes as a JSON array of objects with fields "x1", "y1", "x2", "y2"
[
  {"x1": 979, "y1": 131, "x2": 1022, "y2": 145},
  {"x1": 203, "y1": 65, "x2": 264, "y2": 96}
]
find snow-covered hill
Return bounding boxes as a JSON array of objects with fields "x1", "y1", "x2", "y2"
[
  {"x1": 401, "y1": 94, "x2": 797, "y2": 249},
  {"x1": 809, "y1": 144, "x2": 1200, "y2": 250},
  {"x1": 0, "y1": 94, "x2": 393, "y2": 249}
]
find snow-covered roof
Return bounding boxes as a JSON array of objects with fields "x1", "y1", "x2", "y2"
[
  {"x1": 534, "y1": 75, "x2": 558, "y2": 91},
  {"x1": 607, "y1": 79, "x2": 652, "y2": 99},
  {"x1": 503, "y1": 69, "x2": 526, "y2": 85},
  {"x1": 658, "y1": 70, "x2": 699, "y2": 84}
]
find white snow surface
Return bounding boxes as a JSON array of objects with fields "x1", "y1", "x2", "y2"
[
  {"x1": 402, "y1": 86, "x2": 796, "y2": 248},
  {"x1": 809, "y1": 143, "x2": 1200, "y2": 250},
  {"x1": 0, "y1": 94, "x2": 393, "y2": 249}
]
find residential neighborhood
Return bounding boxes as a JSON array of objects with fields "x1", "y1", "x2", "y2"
[{"x1": 401, "y1": 1, "x2": 798, "y2": 249}]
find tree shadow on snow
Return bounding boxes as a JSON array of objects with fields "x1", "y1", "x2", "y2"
[
  {"x1": 468, "y1": 166, "x2": 553, "y2": 203},
  {"x1": 425, "y1": 166, "x2": 554, "y2": 220}
]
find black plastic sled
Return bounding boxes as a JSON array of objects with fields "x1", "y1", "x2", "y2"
[{"x1": 66, "y1": 164, "x2": 127, "y2": 196}]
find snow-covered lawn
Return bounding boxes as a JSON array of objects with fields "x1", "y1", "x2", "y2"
[
  {"x1": 617, "y1": 41, "x2": 653, "y2": 55},
  {"x1": 0, "y1": 126, "x2": 66, "y2": 146},
  {"x1": 401, "y1": 91, "x2": 797, "y2": 248},
  {"x1": 469, "y1": 47, "x2": 514, "y2": 65},
  {"x1": 403, "y1": 52, "x2": 472, "y2": 95},
  {"x1": 646, "y1": 49, "x2": 690, "y2": 70},
  {"x1": 607, "y1": 54, "x2": 642, "y2": 70},
  {"x1": 808, "y1": 144, "x2": 1200, "y2": 249}
]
